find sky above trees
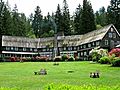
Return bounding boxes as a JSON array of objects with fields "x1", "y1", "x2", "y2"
[{"x1": 3, "y1": 0, "x2": 110, "y2": 17}]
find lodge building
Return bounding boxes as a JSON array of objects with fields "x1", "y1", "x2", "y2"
[{"x1": 0, "y1": 24, "x2": 120, "y2": 60}]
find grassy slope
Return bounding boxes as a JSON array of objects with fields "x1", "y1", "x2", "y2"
[{"x1": 0, "y1": 61, "x2": 120, "y2": 90}]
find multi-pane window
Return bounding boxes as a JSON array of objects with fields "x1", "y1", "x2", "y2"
[
  {"x1": 6, "y1": 47, "x2": 10, "y2": 50},
  {"x1": 30, "y1": 48, "x2": 32, "y2": 51},
  {"x1": 113, "y1": 33, "x2": 116, "y2": 38},
  {"x1": 83, "y1": 45, "x2": 86, "y2": 48},
  {"x1": 88, "y1": 43, "x2": 91, "y2": 48},
  {"x1": 11, "y1": 47, "x2": 14, "y2": 50},
  {"x1": 84, "y1": 51, "x2": 87, "y2": 56},
  {"x1": 81, "y1": 52, "x2": 83, "y2": 56},
  {"x1": 117, "y1": 41, "x2": 120, "y2": 44},
  {"x1": 64, "y1": 47, "x2": 66, "y2": 50},
  {"x1": 34, "y1": 48, "x2": 37, "y2": 52},
  {"x1": 74, "y1": 47, "x2": 76, "y2": 50},
  {"x1": 92, "y1": 42, "x2": 95, "y2": 46},
  {"x1": 109, "y1": 33, "x2": 112, "y2": 38},
  {"x1": 110, "y1": 28, "x2": 114, "y2": 32},
  {"x1": 105, "y1": 40, "x2": 109, "y2": 45},
  {"x1": 96, "y1": 41, "x2": 100, "y2": 46},
  {"x1": 42, "y1": 48, "x2": 46, "y2": 52},
  {"x1": 15, "y1": 47, "x2": 18, "y2": 51},
  {"x1": 23, "y1": 48, "x2": 26, "y2": 51}
]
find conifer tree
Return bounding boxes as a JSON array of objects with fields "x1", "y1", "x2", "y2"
[
  {"x1": 74, "y1": 4, "x2": 82, "y2": 35},
  {"x1": 55, "y1": 4, "x2": 63, "y2": 34},
  {"x1": 32, "y1": 6, "x2": 43, "y2": 38},
  {"x1": 62, "y1": 0, "x2": 71, "y2": 35},
  {"x1": 107, "y1": 0, "x2": 120, "y2": 32},
  {"x1": 95, "y1": 7, "x2": 107, "y2": 26},
  {"x1": 81, "y1": 0, "x2": 96, "y2": 34}
]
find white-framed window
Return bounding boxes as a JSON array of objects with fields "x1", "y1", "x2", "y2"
[
  {"x1": 96, "y1": 41, "x2": 100, "y2": 46},
  {"x1": 81, "y1": 45, "x2": 82, "y2": 48},
  {"x1": 109, "y1": 33, "x2": 112, "y2": 38},
  {"x1": 117, "y1": 41, "x2": 120, "y2": 44},
  {"x1": 88, "y1": 43, "x2": 91, "y2": 48},
  {"x1": 68, "y1": 47, "x2": 71, "y2": 50},
  {"x1": 11, "y1": 47, "x2": 14, "y2": 50},
  {"x1": 49, "y1": 48, "x2": 52, "y2": 52},
  {"x1": 84, "y1": 51, "x2": 87, "y2": 56},
  {"x1": 110, "y1": 28, "x2": 114, "y2": 32},
  {"x1": 81, "y1": 52, "x2": 83, "y2": 56},
  {"x1": 42, "y1": 48, "x2": 46, "y2": 52},
  {"x1": 30, "y1": 48, "x2": 32, "y2": 51},
  {"x1": 64, "y1": 47, "x2": 66, "y2": 50},
  {"x1": 113, "y1": 33, "x2": 116, "y2": 38},
  {"x1": 23, "y1": 48, "x2": 26, "y2": 51},
  {"x1": 15, "y1": 47, "x2": 18, "y2": 51},
  {"x1": 74, "y1": 47, "x2": 76, "y2": 50},
  {"x1": 6, "y1": 47, "x2": 10, "y2": 50},
  {"x1": 105, "y1": 40, "x2": 109, "y2": 45},
  {"x1": 83, "y1": 45, "x2": 86, "y2": 48},
  {"x1": 92, "y1": 42, "x2": 95, "y2": 46}
]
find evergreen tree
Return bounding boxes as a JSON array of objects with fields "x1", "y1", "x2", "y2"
[
  {"x1": 81, "y1": 0, "x2": 96, "y2": 34},
  {"x1": 74, "y1": 4, "x2": 82, "y2": 35},
  {"x1": 2, "y1": 5, "x2": 13, "y2": 35},
  {"x1": 12, "y1": 4, "x2": 20, "y2": 36},
  {"x1": 0, "y1": 0, "x2": 4, "y2": 35},
  {"x1": 95, "y1": 7, "x2": 107, "y2": 26},
  {"x1": 107, "y1": 0, "x2": 120, "y2": 32},
  {"x1": 62, "y1": 0, "x2": 71, "y2": 35},
  {"x1": 32, "y1": 6, "x2": 43, "y2": 38},
  {"x1": 55, "y1": 4, "x2": 63, "y2": 34}
]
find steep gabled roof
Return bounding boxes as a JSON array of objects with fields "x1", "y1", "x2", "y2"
[{"x1": 77, "y1": 24, "x2": 114, "y2": 45}]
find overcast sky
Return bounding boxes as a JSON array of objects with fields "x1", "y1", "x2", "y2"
[{"x1": 3, "y1": 0, "x2": 110, "y2": 17}]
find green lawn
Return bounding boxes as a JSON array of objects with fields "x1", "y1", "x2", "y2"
[{"x1": 0, "y1": 61, "x2": 120, "y2": 90}]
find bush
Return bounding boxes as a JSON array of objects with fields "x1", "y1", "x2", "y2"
[
  {"x1": 112, "y1": 58, "x2": 120, "y2": 67},
  {"x1": 62, "y1": 55, "x2": 69, "y2": 61},
  {"x1": 89, "y1": 48, "x2": 108, "y2": 62},
  {"x1": 68, "y1": 56, "x2": 75, "y2": 61},
  {"x1": 99, "y1": 56, "x2": 110, "y2": 64},
  {"x1": 109, "y1": 48, "x2": 120, "y2": 57}
]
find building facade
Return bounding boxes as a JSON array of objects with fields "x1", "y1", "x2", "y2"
[{"x1": 0, "y1": 24, "x2": 120, "y2": 60}]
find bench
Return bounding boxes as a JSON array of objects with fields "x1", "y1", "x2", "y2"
[
  {"x1": 34, "y1": 69, "x2": 47, "y2": 75},
  {"x1": 53, "y1": 62, "x2": 59, "y2": 66},
  {"x1": 90, "y1": 71, "x2": 100, "y2": 78}
]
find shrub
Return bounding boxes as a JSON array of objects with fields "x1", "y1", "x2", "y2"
[
  {"x1": 68, "y1": 56, "x2": 75, "y2": 61},
  {"x1": 89, "y1": 47, "x2": 108, "y2": 62},
  {"x1": 99, "y1": 56, "x2": 110, "y2": 64},
  {"x1": 62, "y1": 54, "x2": 69, "y2": 61},
  {"x1": 112, "y1": 58, "x2": 120, "y2": 67},
  {"x1": 109, "y1": 48, "x2": 120, "y2": 57}
]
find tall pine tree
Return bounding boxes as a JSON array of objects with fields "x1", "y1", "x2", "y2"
[
  {"x1": 107, "y1": 0, "x2": 120, "y2": 32},
  {"x1": 95, "y1": 7, "x2": 107, "y2": 27},
  {"x1": 62, "y1": 0, "x2": 71, "y2": 36},
  {"x1": 55, "y1": 4, "x2": 63, "y2": 34},
  {"x1": 81, "y1": 0, "x2": 96, "y2": 34},
  {"x1": 74, "y1": 4, "x2": 82, "y2": 35},
  {"x1": 32, "y1": 6, "x2": 43, "y2": 38}
]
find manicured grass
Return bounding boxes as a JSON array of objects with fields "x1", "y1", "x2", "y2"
[{"x1": 0, "y1": 61, "x2": 120, "y2": 90}]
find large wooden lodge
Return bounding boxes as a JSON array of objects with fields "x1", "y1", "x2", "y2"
[{"x1": 0, "y1": 24, "x2": 120, "y2": 60}]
